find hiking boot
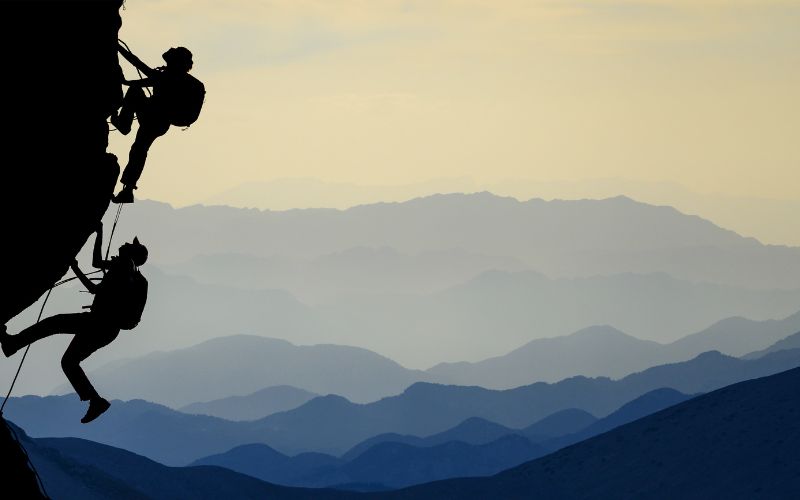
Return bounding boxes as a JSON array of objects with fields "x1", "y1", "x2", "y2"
[
  {"x1": 112, "y1": 186, "x2": 135, "y2": 204},
  {"x1": 0, "y1": 326, "x2": 19, "y2": 358},
  {"x1": 110, "y1": 111, "x2": 131, "y2": 135},
  {"x1": 81, "y1": 397, "x2": 111, "y2": 424}
]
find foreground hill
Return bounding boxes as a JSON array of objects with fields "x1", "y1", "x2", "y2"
[
  {"x1": 195, "y1": 389, "x2": 685, "y2": 489},
  {"x1": 13, "y1": 425, "x2": 349, "y2": 500},
  {"x1": 379, "y1": 367, "x2": 800, "y2": 499}
]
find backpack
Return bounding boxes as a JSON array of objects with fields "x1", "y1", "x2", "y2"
[
  {"x1": 116, "y1": 269, "x2": 148, "y2": 330},
  {"x1": 165, "y1": 73, "x2": 205, "y2": 127}
]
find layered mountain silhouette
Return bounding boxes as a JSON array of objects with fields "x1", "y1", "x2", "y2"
[
  {"x1": 317, "y1": 271, "x2": 800, "y2": 365},
  {"x1": 11, "y1": 257, "x2": 799, "y2": 393},
  {"x1": 20, "y1": 360, "x2": 799, "y2": 500},
  {"x1": 19, "y1": 264, "x2": 800, "y2": 377},
  {"x1": 10, "y1": 349, "x2": 800, "y2": 463},
  {"x1": 16, "y1": 386, "x2": 688, "y2": 492},
  {"x1": 165, "y1": 247, "x2": 528, "y2": 301},
  {"x1": 169, "y1": 388, "x2": 685, "y2": 489},
  {"x1": 429, "y1": 312, "x2": 800, "y2": 388},
  {"x1": 180, "y1": 386, "x2": 319, "y2": 421},
  {"x1": 543, "y1": 388, "x2": 693, "y2": 450},
  {"x1": 192, "y1": 436, "x2": 547, "y2": 490},
  {"x1": 744, "y1": 330, "x2": 800, "y2": 359},
  {"x1": 42, "y1": 310, "x2": 800, "y2": 409},
  {"x1": 341, "y1": 410, "x2": 596, "y2": 463},
  {"x1": 107, "y1": 195, "x2": 800, "y2": 290},
  {"x1": 4, "y1": 269, "x2": 336, "y2": 397},
  {"x1": 380, "y1": 367, "x2": 800, "y2": 499},
  {"x1": 55, "y1": 334, "x2": 432, "y2": 406}
]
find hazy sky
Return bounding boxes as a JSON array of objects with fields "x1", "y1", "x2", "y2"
[{"x1": 113, "y1": 1, "x2": 799, "y2": 240}]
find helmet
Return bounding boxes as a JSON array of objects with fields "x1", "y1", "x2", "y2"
[
  {"x1": 162, "y1": 47, "x2": 193, "y2": 71},
  {"x1": 130, "y1": 237, "x2": 148, "y2": 267}
]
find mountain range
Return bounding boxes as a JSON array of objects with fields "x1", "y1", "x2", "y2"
[
  {"x1": 16, "y1": 365, "x2": 800, "y2": 499},
  {"x1": 49, "y1": 311, "x2": 800, "y2": 408},
  {"x1": 429, "y1": 312, "x2": 800, "y2": 388},
  {"x1": 105, "y1": 194, "x2": 800, "y2": 291},
  {"x1": 10, "y1": 348, "x2": 800, "y2": 464},
  {"x1": 63, "y1": 335, "x2": 432, "y2": 406}
]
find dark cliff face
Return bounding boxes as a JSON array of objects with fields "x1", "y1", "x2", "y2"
[
  {"x1": 0, "y1": 0, "x2": 124, "y2": 324},
  {"x1": 1, "y1": 419, "x2": 47, "y2": 499},
  {"x1": 1, "y1": 3, "x2": 123, "y2": 493}
]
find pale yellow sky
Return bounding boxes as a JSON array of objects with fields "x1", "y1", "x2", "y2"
[{"x1": 112, "y1": 0, "x2": 799, "y2": 241}]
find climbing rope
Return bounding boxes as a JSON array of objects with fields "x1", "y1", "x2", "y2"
[
  {"x1": 118, "y1": 38, "x2": 153, "y2": 98},
  {"x1": 0, "y1": 287, "x2": 53, "y2": 416},
  {"x1": 106, "y1": 204, "x2": 124, "y2": 262}
]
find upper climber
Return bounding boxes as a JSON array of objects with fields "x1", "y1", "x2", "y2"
[
  {"x1": 111, "y1": 43, "x2": 205, "y2": 203},
  {"x1": 0, "y1": 222, "x2": 148, "y2": 424}
]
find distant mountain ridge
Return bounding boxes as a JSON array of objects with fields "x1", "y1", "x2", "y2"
[
  {"x1": 429, "y1": 311, "x2": 800, "y2": 388},
  {"x1": 70, "y1": 335, "x2": 433, "y2": 406},
  {"x1": 11, "y1": 348, "x2": 800, "y2": 463},
  {"x1": 51, "y1": 309, "x2": 800, "y2": 410},
  {"x1": 180, "y1": 386, "x2": 319, "y2": 421},
  {"x1": 110, "y1": 194, "x2": 800, "y2": 291},
  {"x1": 743, "y1": 330, "x2": 800, "y2": 359}
]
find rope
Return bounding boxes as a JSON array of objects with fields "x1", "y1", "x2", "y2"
[
  {"x1": 0, "y1": 287, "x2": 53, "y2": 415},
  {"x1": 106, "y1": 204, "x2": 124, "y2": 262},
  {"x1": 118, "y1": 39, "x2": 153, "y2": 98}
]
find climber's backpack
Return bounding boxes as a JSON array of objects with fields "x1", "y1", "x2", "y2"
[
  {"x1": 118, "y1": 269, "x2": 148, "y2": 330},
  {"x1": 92, "y1": 267, "x2": 148, "y2": 330},
  {"x1": 164, "y1": 72, "x2": 205, "y2": 127}
]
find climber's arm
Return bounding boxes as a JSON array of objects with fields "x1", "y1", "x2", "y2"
[
  {"x1": 117, "y1": 42, "x2": 157, "y2": 78},
  {"x1": 92, "y1": 223, "x2": 111, "y2": 270},
  {"x1": 123, "y1": 78, "x2": 154, "y2": 88},
  {"x1": 71, "y1": 261, "x2": 98, "y2": 294}
]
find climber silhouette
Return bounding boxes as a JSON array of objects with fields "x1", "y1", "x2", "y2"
[
  {"x1": 111, "y1": 43, "x2": 204, "y2": 203},
  {"x1": 0, "y1": 223, "x2": 148, "y2": 424}
]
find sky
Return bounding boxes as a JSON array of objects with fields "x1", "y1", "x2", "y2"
[{"x1": 113, "y1": 0, "x2": 800, "y2": 243}]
